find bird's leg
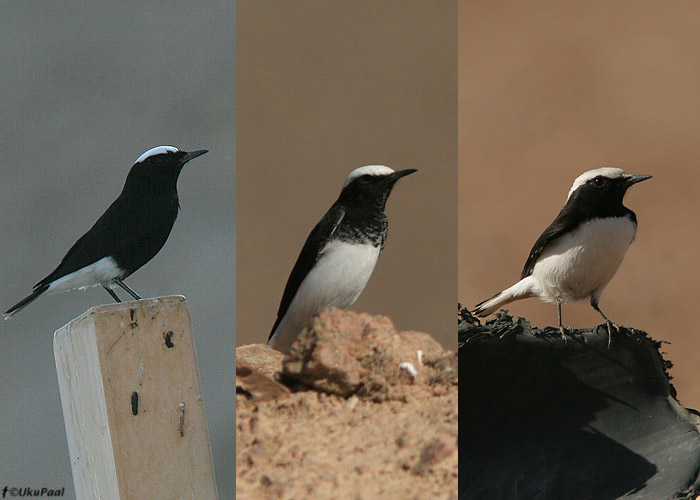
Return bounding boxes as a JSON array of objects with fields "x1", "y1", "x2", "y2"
[
  {"x1": 590, "y1": 297, "x2": 615, "y2": 349},
  {"x1": 114, "y1": 278, "x2": 142, "y2": 300},
  {"x1": 102, "y1": 285, "x2": 121, "y2": 303},
  {"x1": 557, "y1": 300, "x2": 567, "y2": 344}
]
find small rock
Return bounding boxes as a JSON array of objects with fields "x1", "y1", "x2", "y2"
[
  {"x1": 236, "y1": 359, "x2": 290, "y2": 401},
  {"x1": 236, "y1": 344, "x2": 285, "y2": 378}
]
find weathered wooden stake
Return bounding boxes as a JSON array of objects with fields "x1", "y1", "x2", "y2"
[{"x1": 54, "y1": 296, "x2": 218, "y2": 500}]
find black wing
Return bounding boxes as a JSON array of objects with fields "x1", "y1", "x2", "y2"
[
  {"x1": 36, "y1": 192, "x2": 178, "y2": 288},
  {"x1": 521, "y1": 211, "x2": 580, "y2": 279},
  {"x1": 268, "y1": 205, "x2": 345, "y2": 341}
]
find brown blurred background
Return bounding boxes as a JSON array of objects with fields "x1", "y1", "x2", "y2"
[
  {"x1": 237, "y1": 1, "x2": 457, "y2": 350},
  {"x1": 460, "y1": 1, "x2": 700, "y2": 408}
]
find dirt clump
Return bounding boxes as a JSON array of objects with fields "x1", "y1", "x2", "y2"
[{"x1": 236, "y1": 308, "x2": 457, "y2": 500}]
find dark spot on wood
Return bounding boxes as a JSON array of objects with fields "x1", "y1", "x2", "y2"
[
  {"x1": 131, "y1": 392, "x2": 139, "y2": 415},
  {"x1": 129, "y1": 309, "x2": 138, "y2": 328},
  {"x1": 164, "y1": 331, "x2": 175, "y2": 348}
]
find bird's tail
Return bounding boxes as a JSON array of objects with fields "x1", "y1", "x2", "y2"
[
  {"x1": 473, "y1": 276, "x2": 536, "y2": 317},
  {"x1": 4, "y1": 283, "x2": 50, "y2": 320}
]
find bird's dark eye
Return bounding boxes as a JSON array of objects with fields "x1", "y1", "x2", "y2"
[{"x1": 592, "y1": 177, "x2": 605, "y2": 187}]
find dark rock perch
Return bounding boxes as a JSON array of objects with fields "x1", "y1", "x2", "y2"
[{"x1": 458, "y1": 306, "x2": 700, "y2": 500}]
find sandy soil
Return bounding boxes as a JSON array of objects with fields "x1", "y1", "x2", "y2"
[
  {"x1": 235, "y1": 310, "x2": 457, "y2": 500},
  {"x1": 236, "y1": 385, "x2": 457, "y2": 500}
]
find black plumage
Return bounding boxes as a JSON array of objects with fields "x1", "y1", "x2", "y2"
[
  {"x1": 473, "y1": 168, "x2": 651, "y2": 335},
  {"x1": 267, "y1": 166, "x2": 416, "y2": 352},
  {"x1": 521, "y1": 174, "x2": 639, "y2": 279},
  {"x1": 269, "y1": 206, "x2": 346, "y2": 341},
  {"x1": 4, "y1": 146, "x2": 207, "y2": 318}
]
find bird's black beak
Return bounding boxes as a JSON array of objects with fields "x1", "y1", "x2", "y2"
[
  {"x1": 180, "y1": 149, "x2": 209, "y2": 165},
  {"x1": 624, "y1": 174, "x2": 652, "y2": 187},
  {"x1": 389, "y1": 168, "x2": 417, "y2": 182}
]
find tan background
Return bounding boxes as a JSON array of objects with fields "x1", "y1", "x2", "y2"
[
  {"x1": 460, "y1": 1, "x2": 700, "y2": 408},
  {"x1": 237, "y1": 2, "x2": 457, "y2": 349}
]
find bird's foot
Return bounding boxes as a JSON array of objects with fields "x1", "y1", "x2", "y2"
[
  {"x1": 604, "y1": 320, "x2": 619, "y2": 349},
  {"x1": 558, "y1": 325, "x2": 569, "y2": 344}
]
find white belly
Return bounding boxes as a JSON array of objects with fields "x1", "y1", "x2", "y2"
[
  {"x1": 46, "y1": 256, "x2": 122, "y2": 294},
  {"x1": 531, "y1": 217, "x2": 636, "y2": 303},
  {"x1": 269, "y1": 240, "x2": 380, "y2": 352}
]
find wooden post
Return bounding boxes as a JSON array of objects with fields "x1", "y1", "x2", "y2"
[{"x1": 54, "y1": 296, "x2": 218, "y2": 500}]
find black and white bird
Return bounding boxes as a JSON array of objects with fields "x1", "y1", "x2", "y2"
[
  {"x1": 267, "y1": 165, "x2": 416, "y2": 353},
  {"x1": 4, "y1": 146, "x2": 208, "y2": 318},
  {"x1": 473, "y1": 167, "x2": 651, "y2": 335}
]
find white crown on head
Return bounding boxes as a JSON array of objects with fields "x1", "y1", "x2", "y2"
[
  {"x1": 567, "y1": 167, "x2": 629, "y2": 200},
  {"x1": 343, "y1": 165, "x2": 395, "y2": 188},
  {"x1": 135, "y1": 146, "x2": 179, "y2": 164}
]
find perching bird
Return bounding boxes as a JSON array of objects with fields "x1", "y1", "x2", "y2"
[
  {"x1": 4, "y1": 146, "x2": 208, "y2": 318},
  {"x1": 267, "y1": 165, "x2": 417, "y2": 353},
  {"x1": 473, "y1": 167, "x2": 651, "y2": 335}
]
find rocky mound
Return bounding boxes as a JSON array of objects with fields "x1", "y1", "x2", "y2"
[{"x1": 236, "y1": 308, "x2": 457, "y2": 500}]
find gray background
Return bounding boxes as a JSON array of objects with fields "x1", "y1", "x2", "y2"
[{"x1": 0, "y1": 2, "x2": 235, "y2": 498}]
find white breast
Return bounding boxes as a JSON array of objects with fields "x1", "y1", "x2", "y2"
[
  {"x1": 531, "y1": 216, "x2": 636, "y2": 303},
  {"x1": 290, "y1": 239, "x2": 380, "y2": 319},
  {"x1": 269, "y1": 240, "x2": 381, "y2": 352}
]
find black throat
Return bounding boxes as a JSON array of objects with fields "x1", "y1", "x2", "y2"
[
  {"x1": 562, "y1": 179, "x2": 637, "y2": 226},
  {"x1": 334, "y1": 203, "x2": 388, "y2": 247}
]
